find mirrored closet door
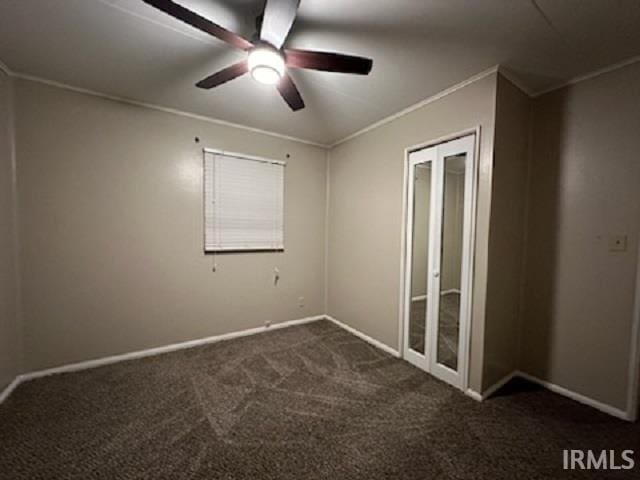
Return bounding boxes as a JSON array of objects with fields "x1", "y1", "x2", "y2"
[{"x1": 403, "y1": 134, "x2": 476, "y2": 390}]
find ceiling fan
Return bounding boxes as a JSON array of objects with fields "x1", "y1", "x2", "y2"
[{"x1": 142, "y1": 0, "x2": 373, "y2": 111}]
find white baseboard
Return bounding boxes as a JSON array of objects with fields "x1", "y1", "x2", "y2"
[
  {"x1": 324, "y1": 315, "x2": 400, "y2": 357},
  {"x1": 411, "y1": 294, "x2": 427, "y2": 302},
  {"x1": 515, "y1": 371, "x2": 630, "y2": 421},
  {"x1": 466, "y1": 370, "x2": 631, "y2": 421},
  {"x1": 465, "y1": 389, "x2": 483, "y2": 401},
  {"x1": 2, "y1": 315, "x2": 632, "y2": 422},
  {"x1": 0, "y1": 315, "x2": 325, "y2": 404},
  {"x1": 321, "y1": 318, "x2": 631, "y2": 421},
  {"x1": 2, "y1": 314, "x2": 403, "y2": 405},
  {"x1": 0, "y1": 376, "x2": 23, "y2": 404},
  {"x1": 482, "y1": 371, "x2": 518, "y2": 399},
  {"x1": 466, "y1": 371, "x2": 518, "y2": 402}
]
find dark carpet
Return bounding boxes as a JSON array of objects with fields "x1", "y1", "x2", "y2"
[{"x1": 0, "y1": 320, "x2": 638, "y2": 479}]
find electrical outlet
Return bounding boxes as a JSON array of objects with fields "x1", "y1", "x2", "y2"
[
  {"x1": 265, "y1": 320, "x2": 271, "y2": 328},
  {"x1": 297, "y1": 297, "x2": 305, "y2": 308},
  {"x1": 609, "y1": 235, "x2": 628, "y2": 252}
]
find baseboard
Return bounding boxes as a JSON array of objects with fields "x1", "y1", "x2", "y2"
[
  {"x1": 466, "y1": 371, "x2": 630, "y2": 421},
  {"x1": 3, "y1": 316, "x2": 631, "y2": 422},
  {"x1": 515, "y1": 371, "x2": 630, "y2": 421},
  {"x1": 0, "y1": 315, "x2": 325, "y2": 404},
  {"x1": 465, "y1": 389, "x2": 483, "y2": 402},
  {"x1": 411, "y1": 294, "x2": 427, "y2": 302},
  {"x1": 482, "y1": 371, "x2": 518, "y2": 399},
  {"x1": 0, "y1": 376, "x2": 23, "y2": 404},
  {"x1": 319, "y1": 318, "x2": 630, "y2": 421},
  {"x1": 466, "y1": 371, "x2": 518, "y2": 402},
  {"x1": 324, "y1": 315, "x2": 400, "y2": 357},
  {"x1": 2, "y1": 314, "x2": 403, "y2": 405}
]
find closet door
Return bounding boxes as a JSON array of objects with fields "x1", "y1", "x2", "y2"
[
  {"x1": 427, "y1": 135, "x2": 475, "y2": 389},
  {"x1": 403, "y1": 145, "x2": 437, "y2": 371},
  {"x1": 403, "y1": 134, "x2": 475, "y2": 391}
]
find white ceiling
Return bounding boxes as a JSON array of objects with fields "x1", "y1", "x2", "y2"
[{"x1": 1, "y1": 0, "x2": 639, "y2": 145}]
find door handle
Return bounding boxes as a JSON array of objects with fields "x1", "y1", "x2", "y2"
[{"x1": 433, "y1": 271, "x2": 440, "y2": 278}]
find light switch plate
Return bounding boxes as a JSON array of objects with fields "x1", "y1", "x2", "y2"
[{"x1": 609, "y1": 235, "x2": 628, "y2": 252}]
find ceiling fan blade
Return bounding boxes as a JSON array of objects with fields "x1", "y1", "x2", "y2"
[
  {"x1": 143, "y1": 0, "x2": 253, "y2": 50},
  {"x1": 260, "y1": 0, "x2": 300, "y2": 49},
  {"x1": 285, "y1": 49, "x2": 373, "y2": 75},
  {"x1": 277, "y1": 74, "x2": 305, "y2": 111},
  {"x1": 196, "y1": 61, "x2": 248, "y2": 89}
]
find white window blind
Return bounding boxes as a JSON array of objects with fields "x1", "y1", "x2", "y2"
[{"x1": 204, "y1": 149, "x2": 284, "y2": 252}]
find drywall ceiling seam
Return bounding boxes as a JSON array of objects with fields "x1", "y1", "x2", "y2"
[
  {"x1": 9, "y1": 72, "x2": 329, "y2": 149},
  {"x1": 96, "y1": 0, "x2": 220, "y2": 46}
]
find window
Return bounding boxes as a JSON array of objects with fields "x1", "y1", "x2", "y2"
[{"x1": 204, "y1": 149, "x2": 284, "y2": 252}]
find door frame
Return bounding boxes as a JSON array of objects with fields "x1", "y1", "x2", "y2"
[{"x1": 398, "y1": 126, "x2": 481, "y2": 392}]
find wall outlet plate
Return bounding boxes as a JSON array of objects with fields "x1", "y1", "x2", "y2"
[{"x1": 609, "y1": 235, "x2": 628, "y2": 252}]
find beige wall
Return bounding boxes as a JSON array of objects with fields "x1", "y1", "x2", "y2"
[
  {"x1": 482, "y1": 75, "x2": 531, "y2": 389},
  {"x1": 522, "y1": 62, "x2": 640, "y2": 410},
  {"x1": 0, "y1": 71, "x2": 22, "y2": 389},
  {"x1": 14, "y1": 79, "x2": 327, "y2": 372},
  {"x1": 327, "y1": 73, "x2": 497, "y2": 392}
]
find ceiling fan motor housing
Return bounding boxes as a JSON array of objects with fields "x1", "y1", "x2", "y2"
[{"x1": 248, "y1": 43, "x2": 286, "y2": 85}]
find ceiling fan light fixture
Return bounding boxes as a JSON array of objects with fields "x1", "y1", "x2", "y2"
[
  {"x1": 248, "y1": 46, "x2": 285, "y2": 85},
  {"x1": 145, "y1": 0, "x2": 372, "y2": 112}
]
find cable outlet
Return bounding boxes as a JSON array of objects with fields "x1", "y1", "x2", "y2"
[{"x1": 297, "y1": 297, "x2": 305, "y2": 308}]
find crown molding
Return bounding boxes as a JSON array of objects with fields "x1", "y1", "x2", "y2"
[
  {"x1": 532, "y1": 55, "x2": 640, "y2": 98},
  {"x1": 330, "y1": 65, "x2": 500, "y2": 147},
  {"x1": 496, "y1": 67, "x2": 535, "y2": 97},
  {"x1": 329, "y1": 55, "x2": 640, "y2": 148},
  {"x1": 6, "y1": 53, "x2": 640, "y2": 150},
  {"x1": 10, "y1": 71, "x2": 329, "y2": 149}
]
